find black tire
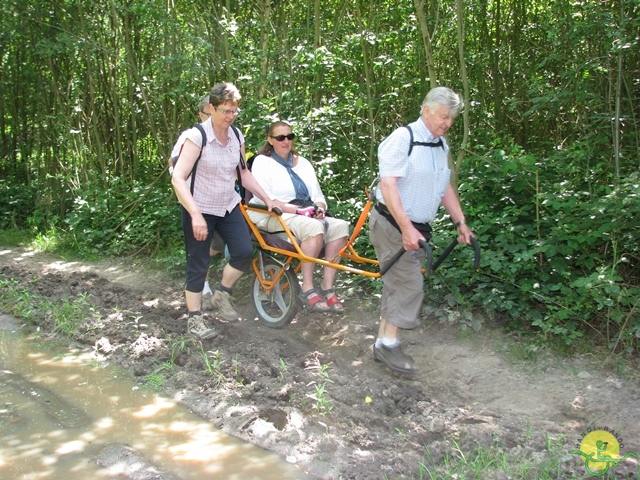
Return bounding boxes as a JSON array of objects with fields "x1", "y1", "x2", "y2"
[{"x1": 251, "y1": 261, "x2": 300, "y2": 328}]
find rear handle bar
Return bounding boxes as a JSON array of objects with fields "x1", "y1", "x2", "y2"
[
  {"x1": 380, "y1": 237, "x2": 480, "y2": 276},
  {"x1": 380, "y1": 240, "x2": 433, "y2": 276},
  {"x1": 431, "y1": 236, "x2": 480, "y2": 272}
]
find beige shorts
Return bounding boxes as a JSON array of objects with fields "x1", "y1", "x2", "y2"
[
  {"x1": 369, "y1": 209, "x2": 426, "y2": 329},
  {"x1": 248, "y1": 211, "x2": 349, "y2": 245}
]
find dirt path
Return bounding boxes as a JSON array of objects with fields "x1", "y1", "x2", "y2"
[{"x1": 1, "y1": 246, "x2": 639, "y2": 479}]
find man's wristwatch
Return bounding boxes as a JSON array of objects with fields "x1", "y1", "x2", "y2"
[{"x1": 455, "y1": 220, "x2": 466, "y2": 227}]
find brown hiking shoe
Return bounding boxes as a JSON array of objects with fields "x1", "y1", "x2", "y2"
[
  {"x1": 187, "y1": 314, "x2": 218, "y2": 340},
  {"x1": 211, "y1": 290, "x2": 239, "y2": 321},
  {"x1": 373, "y1": 343, "x2": 416, "y2": 374}
]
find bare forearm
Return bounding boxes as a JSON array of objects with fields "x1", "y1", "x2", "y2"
[
  {"x1": 441, "y1": 185, "x2": 465, "y2": 224},
  {"x1": 441, "y1": 184, "x2": 474, "y2": 243}
]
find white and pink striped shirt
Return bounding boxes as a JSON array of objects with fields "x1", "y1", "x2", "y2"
[{"x1": 182, "y1": 120, "x2": 244, "y2": 216}]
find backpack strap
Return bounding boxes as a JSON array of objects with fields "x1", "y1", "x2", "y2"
[
  {"x1": 403, "y1": 125, "x2": 444, "y2": 156},
  {"x1": 230, "y1": 125, "x2": 247, "y2": 204},
  {"x1": 188, "y1": 124, "x2": 207, "y2": 195},
  {"x1": 404, "y1": 125, "x2": 415, "y2": 156}
]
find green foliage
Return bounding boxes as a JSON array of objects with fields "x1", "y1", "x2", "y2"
[
  {"x1": 445, "y1": 140, "x2": 640, "y2": 350},
  {"x1": 200, "y1": 346, "x2": 225, "y2": 383},
  {"x1": 62, "y1": 177, "x2": 182, "y2": 257},
  {"x1": 0, "y1": 277, "x2": 96, "y2": 338},
  {"x1": 42, "y1": 293, "x2": 93, "y2": 337},
  {"x1": 417, "y1": 435, "x2": 582, "y2": 479},
  {"x1": 0, "y1": 179, "x2": 39, "y2": 230},
  {"x1": 306, "y1": 363, "x2": 334, "y2": 416},
  {"x1": 0, "y1": 279, "x2": 37, "y2": 324},
  {"x1": 0, "y1": 228, "x2": 30, "y2": 247},
  {"x1": 144, "y1": 372, "x2": 166, "y2": 391}
]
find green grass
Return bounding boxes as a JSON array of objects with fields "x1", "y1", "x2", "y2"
[
  {"x1": 144, "y1": 372, "x2": 166, "y2": 390},
  {"x1": 0, "y1": 278, "x2": 38, "y2": 323},
  {"x1": 0, "y1": 227, "x2": 31, "y2": 247},
  {"x1": 0, "y1": 277, "x2": 96, "y2": 336},
  {"x1": 411, "y1": 434, "x2": 640, "y2": 480},
  {"x1": 306, "y1": 363, "x2": 334, "y2": 416},
  {"x1": 417, "y1": 437, "x2": 560, "y2": 480},
  {"x1": 41, "y1": 293, "x2": 93, "y2": 336},
  {"x1": 200, "y1": 346, "x2": 225, "y2": 382}
]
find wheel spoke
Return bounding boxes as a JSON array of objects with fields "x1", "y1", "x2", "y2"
[{"x1": 271, "y1": 284, "x2": 288, "y2": 313}]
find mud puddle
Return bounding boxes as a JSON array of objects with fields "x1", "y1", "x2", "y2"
[{"x1": 0, "y1": 313, "x2": 311, "y2": 479}]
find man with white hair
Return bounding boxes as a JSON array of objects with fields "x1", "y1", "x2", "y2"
[{"x1": 370, "y1": 86, "x2": 474, "y2": 374}]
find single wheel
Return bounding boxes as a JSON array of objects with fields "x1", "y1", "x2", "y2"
[{"x1": 251, "y1": 261, "x2": 300, "y2": 327}]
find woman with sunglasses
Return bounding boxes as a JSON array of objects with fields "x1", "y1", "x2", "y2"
[{"x1": 248, "y1": 121, "x2": 350, "y2": 313}]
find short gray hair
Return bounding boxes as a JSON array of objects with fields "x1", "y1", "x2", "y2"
[
  {"x1": 422, "y1": 87, "x2": 463, "y2": 115},
  {"x1": 209, "y1": 82, "x2": 241, "y2": 106},
  {"x1": 198, "y1": 95, "x2": 210, "y2": 114}
]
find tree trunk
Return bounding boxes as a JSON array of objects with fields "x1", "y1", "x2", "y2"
[
  {"x1": 453, "y1": 0, "x2": 470, "y2": 188},
  {"x1": 414, "y1": 0, "x2": 437, "y2": 88}
]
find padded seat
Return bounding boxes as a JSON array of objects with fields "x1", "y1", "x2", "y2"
[
  {"x1": 252, "y1": 230, "x2": 325, "y2": 257},
  {"x1": 253, "y1": 230, "x2": 298, "y2": 253}
]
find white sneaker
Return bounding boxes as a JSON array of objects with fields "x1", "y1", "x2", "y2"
[
  {"x1": 211, "y1": 290, "x2": 239, "y2": 321},
  {"x1": 188, "y1": 314, "x2": 218, "y2": 340}
]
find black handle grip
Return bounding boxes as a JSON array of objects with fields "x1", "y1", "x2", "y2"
[
  {"x1": 250, "y1": 204, "x2": 283, "y2": 216},
  {"x1": 419, "y1": 239, "x2": 433, "y2": 277},
  {"x1": 431, "y1": 236, "x2": 481, "y2": 272},
  {"x1": 380, "y1": 240, "x2": 433, "y2": 276},
  {"x1": 471, "y1": 236, "x2": 480, "y2": 269}
]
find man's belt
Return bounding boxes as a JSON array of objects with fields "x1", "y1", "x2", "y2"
[{"x1": 374, "y1": 203, "x2": 432, "y2": 238}]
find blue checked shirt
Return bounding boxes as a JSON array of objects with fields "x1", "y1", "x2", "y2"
[{"x1": 375, "y1": 118, "x2": 451, "y2": 224}]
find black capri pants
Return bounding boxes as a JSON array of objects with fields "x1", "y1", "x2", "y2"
[{"x1": 181, "y1": 203, "x2": 253, "y2": 293}]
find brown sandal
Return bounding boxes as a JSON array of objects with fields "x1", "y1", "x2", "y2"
[
  {"x1": 318, "y1": 287, "x2": 344, "y2": 313},
  {"x1": 299, "y1": 289, "x2": 331, "y2": 312}
]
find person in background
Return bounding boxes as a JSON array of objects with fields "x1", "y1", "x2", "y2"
[
  {"x1": 167, "y1": 95, "x2": 211, "y2": 175},
  {"x1": 248, "y1": 121, "x2": 349, "y2": 313},
  {"x1": 171, "y1": 83, "x2": 282, "y2": 339},
  {"x1": 167, "y1": 94, "x2": 224, "y2": 302},
  {"x1": 370, "y1": 86, "x2": 474, "y2": 374}
]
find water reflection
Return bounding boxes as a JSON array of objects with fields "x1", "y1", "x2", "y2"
[{"x1": 0, "y1": 321, "x2": 311, "y2": 479}]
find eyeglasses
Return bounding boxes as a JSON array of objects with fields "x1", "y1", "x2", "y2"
[
  {"x1": 216, "y1": 106, "x2": 240, "y2": 116},
  {"x1": 271, "y1": 133, "x2": 296, "y2": 142}
]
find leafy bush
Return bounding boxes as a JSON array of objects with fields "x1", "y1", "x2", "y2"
[
  {"x1": 0, "y1": 178, "x2": 38, "y2": 230},
  {"x1": 448, "y1": 138, "x2": 640, "y2": 350},
  {"x1": 63, "y1": 177, "x2": 183, "y2": 257}
]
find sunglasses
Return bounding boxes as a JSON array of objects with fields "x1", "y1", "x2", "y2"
[{"x1": 271, "y1": 133, "x2": 296, "y2": 142}]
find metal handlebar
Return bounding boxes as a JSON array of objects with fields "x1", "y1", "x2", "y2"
[
  {"x1": 249, "y1": 204, "x2": 283, "y2": 216},
  {"x1": 381, "y1": 237, "x2": 480, "y2": 276},
  {"x1": 380, "y1": 240, "x2": 433, "y2": 276},
  {"x1": 431, "y1": 236, "x2": 481, "y2": 272}
]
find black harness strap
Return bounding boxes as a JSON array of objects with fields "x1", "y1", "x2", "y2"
[{"x1": 404, "y1": 125, "x2": 443, "y2": 156}]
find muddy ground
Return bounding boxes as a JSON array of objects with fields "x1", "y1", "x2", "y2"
[{"x1": 1, "y1": 246, "x2": 639, "y2": 479}]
